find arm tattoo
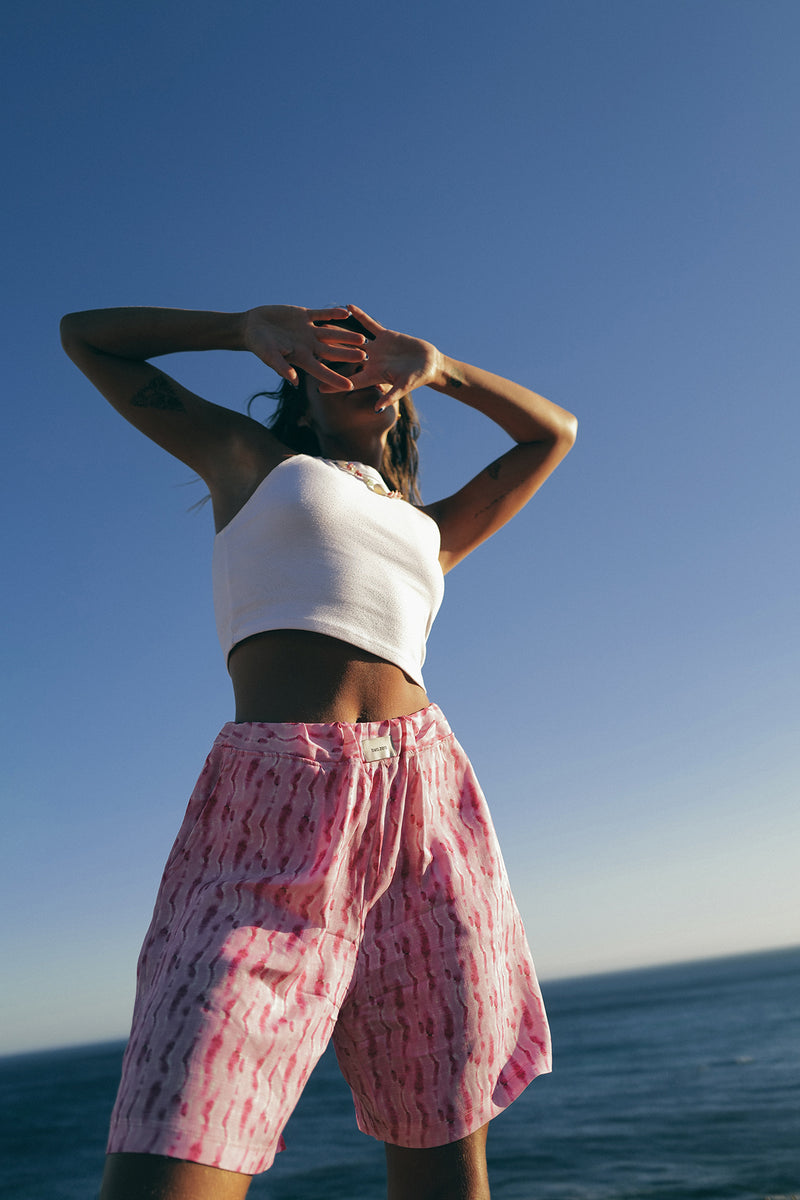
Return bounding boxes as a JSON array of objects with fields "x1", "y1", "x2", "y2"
[
  {"x1": 445, "y1": 372, "x2": 464, "y2": 388},
  {"x1": 473, "y1": 457, "x2": 506, "y2": 516},
  {"x1": 130, "y1": 376, "x2": 186, "y2": 412},
  {"x1": 474, "y1": 492, "x2": 511, "y2": 518}
]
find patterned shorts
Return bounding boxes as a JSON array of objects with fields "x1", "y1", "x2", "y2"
[{"x1": 107, "y1": 704, "x2": 551, "y2": 1174}]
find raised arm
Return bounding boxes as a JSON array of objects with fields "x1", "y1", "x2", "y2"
[
  {"x1": 342, "y1": 305, "x2": 578, "y2": 572},
  {"x1": 423, "y1": 356, "x2": 577, "y2": 571},
  {"x1": 60, "y1": 305, "x2": 368, "y2": 484}
]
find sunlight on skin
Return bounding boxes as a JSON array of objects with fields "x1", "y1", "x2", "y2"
[
  {"x1": 385, "y1": 1124, "x2": 492, "y2": 1200},
  {"x1": 100, "y1": 1153, "x2": 253, "y2": 1200},
  {"x1": 100, "y1": 1125, "x2": 492, "y2": 1200}
]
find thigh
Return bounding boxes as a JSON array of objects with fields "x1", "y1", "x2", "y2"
[
  {"x1": 100, "y1": 1153, "x2": 252, "y2": 1200},
  {"x1": 107, "y1": 735, "x2": 362, "y2": 1174},
  {"x1": 333, "y1": 731, "x2": 551, "y2": 1150},
  {"x1": 385, "y1": 1124, "x2": 491, "y2": 1200}
]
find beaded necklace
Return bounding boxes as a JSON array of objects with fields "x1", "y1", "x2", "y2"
[{"x1": 327, "y1": 459, "x2": 401, "y2": 499}]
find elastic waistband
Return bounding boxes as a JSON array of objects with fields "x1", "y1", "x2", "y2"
[{"x1": 214, "y1": 702, "x2": 452, "y2": 764}]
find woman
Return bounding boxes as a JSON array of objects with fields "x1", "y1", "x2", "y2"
[{"x1": 60, "y1": 302, "x2": 577, "y2": 1200}]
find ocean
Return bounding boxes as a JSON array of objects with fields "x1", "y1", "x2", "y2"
[{"x1": 2, "y1": 945, "x2": 798, "y2": 1199}]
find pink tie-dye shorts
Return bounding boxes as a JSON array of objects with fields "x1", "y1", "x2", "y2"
[{"x1": 107, "y1": 704, "x2": 551, "y2": 1174}]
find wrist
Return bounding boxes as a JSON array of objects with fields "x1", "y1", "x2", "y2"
[
  {"x1": 429, "y1": 351, "x2": 463, "y2": 391},
  {"x1": 230, "y1": 309, "x2": 251, "y2": 353},
  {"x1": 191, "y1": 309, "x2": 249, "y2": 353}
]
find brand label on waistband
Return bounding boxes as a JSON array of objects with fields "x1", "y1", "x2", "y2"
[{"x1": 362, "y1": 733, "x2": 398, "y2": 762}]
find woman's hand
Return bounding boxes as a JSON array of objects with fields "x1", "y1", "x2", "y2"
[
  {"x1": 242, "y1": 305, "x2": 369, "y2": 391},
  {"x1": 321, "y1": 304, "x2": 442, "y2": 407}
]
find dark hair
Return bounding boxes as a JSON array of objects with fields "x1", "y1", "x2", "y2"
[
  {"x1": 249, "y1": 315, "x2": 422, "y2": 503},
  {"x1": 249, "y1": 377, "x2": 422, "y2": 505}
]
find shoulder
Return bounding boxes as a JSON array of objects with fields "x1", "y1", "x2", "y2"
[{"x1": 209, "y1": 433, "x2": 299, "y2": 533}]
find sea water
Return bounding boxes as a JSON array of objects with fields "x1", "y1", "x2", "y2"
[{"x1": 2, "y1": 945, "x2": 798, "y2": 1199}]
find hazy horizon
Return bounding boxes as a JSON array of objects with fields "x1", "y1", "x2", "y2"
[{"x1": 4, "y1": 942, "x2": 799, "y2": 1060}]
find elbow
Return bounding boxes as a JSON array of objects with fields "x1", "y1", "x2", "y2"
[
  {"x1": 561, "y1": 412, "x2": 578, "y2": 450},
  {"x1": 517, "y1": 411, "x2": 577, "y2": 456},
  {"x1": 60, "y1": 312, "x2": 82, "y2": 355},
  {"x1": 60, "y1": 312, "x2": 97, "y2": 362},
  {"x1": 546, "y1": 411, "x2": 577, "y2": 455}
]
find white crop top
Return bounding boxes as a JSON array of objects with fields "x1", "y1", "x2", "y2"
[{"x1": 212, "y1": 455, "x2": 445, "y2": 689}]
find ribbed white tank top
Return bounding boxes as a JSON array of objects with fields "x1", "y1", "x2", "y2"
[{"x1": 212, "y1": 455, "x2": 444, "y2": 689}]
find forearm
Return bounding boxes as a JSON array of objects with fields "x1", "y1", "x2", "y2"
[
  {"x1": 60, "y1": 307, "x2": 246, "y2": 361},
  {"x1": 428, "y1": 354, "x2": 578, "y2": 447}
]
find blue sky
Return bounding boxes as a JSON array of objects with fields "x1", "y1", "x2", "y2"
[{"x1": 2, "y1": 0, "x2": 798, "y2": 1055}]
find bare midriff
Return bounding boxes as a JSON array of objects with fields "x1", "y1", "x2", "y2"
[{"x1": 228, "y1": 630, "x2": 430, "y2": 724}]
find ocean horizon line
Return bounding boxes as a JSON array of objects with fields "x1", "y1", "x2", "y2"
[{"x1": 3, "y1": 940, "x2": 798, "y2": 1063}]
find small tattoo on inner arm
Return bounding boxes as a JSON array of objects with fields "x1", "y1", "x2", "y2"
[
  {"x1": 446, "y1": 373, "x2": 464, "y2": 388},
  {"x1": 473, "y1": 458, "x2": 507, "y2": 516},
  {"x1": 474, "y1": 492, "x2": 510, "y2": 518},
  {"x1": 130, "y1": 376, "x2": 186, "y2": 412}
]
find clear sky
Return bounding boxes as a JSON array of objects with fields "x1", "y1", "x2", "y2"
[{"x1": 2, "y1": 0, "x2": 798, "y2": 1055}]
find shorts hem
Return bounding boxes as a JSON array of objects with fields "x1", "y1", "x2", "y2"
[
  {"x1": 353, "y1": 1059, "x2": 552, "y2": 1149},
  {"x1": 107, "y1": 1120, "x2": 284, "y2": 1176}
]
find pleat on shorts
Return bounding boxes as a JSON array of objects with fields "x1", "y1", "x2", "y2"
[{"x1": 106, "y1": 703, "x2": 551, "y2": 1174}]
